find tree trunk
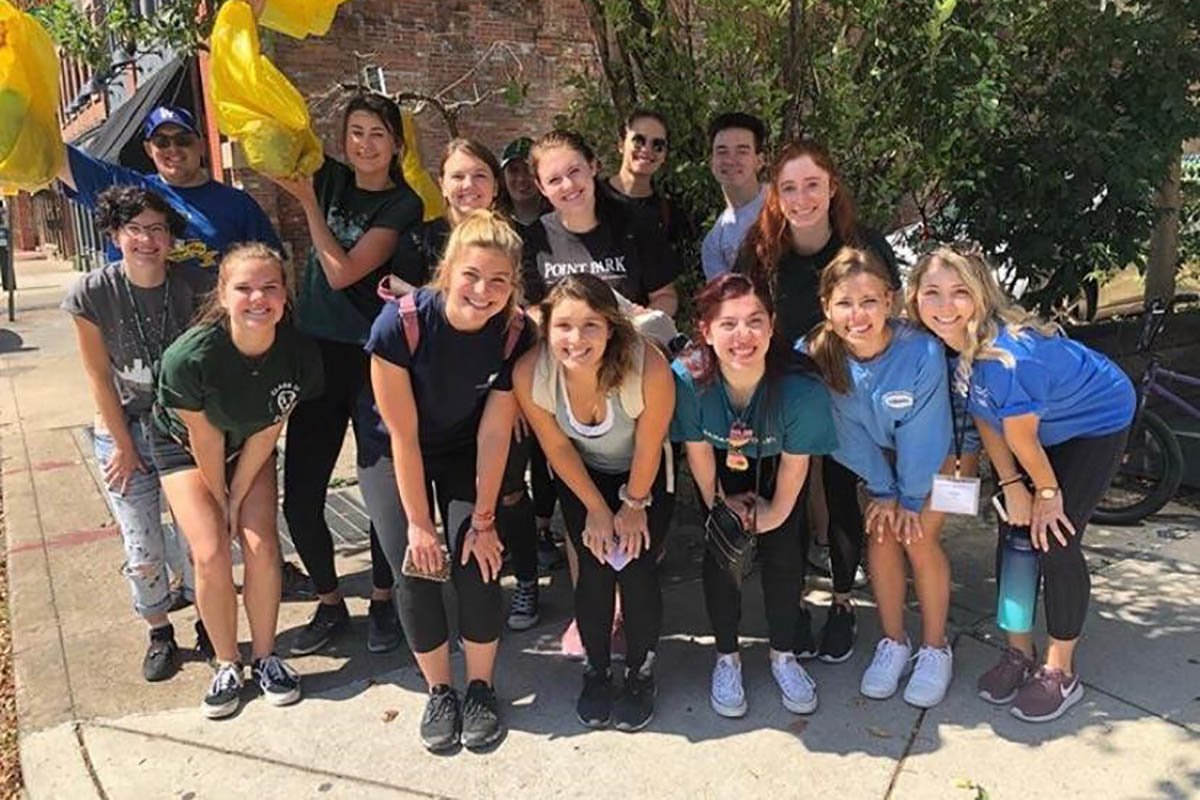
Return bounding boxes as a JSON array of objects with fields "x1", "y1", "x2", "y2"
[
  {"x1": 1145, "y1": 149, "x2": 1182, "y2": 304},
  {"x1": 781, "y1": 0, "x2": 804, "y2": 141},
  {"x1": 581, "y1": 0, "x2": 633, "y2": 115}
]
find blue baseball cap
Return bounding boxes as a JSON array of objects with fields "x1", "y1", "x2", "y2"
[{"x1": 142, "y1": 106, "x2": 201, "y2": 139}]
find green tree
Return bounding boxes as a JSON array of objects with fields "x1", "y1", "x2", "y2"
[{"x1": 567, "y1": 0, "x2": 1200, "y2": 315}]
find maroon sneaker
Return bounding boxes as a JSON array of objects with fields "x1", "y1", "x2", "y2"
[
  {"x1": 1011, "y1": 666, "x2": 1083, "y2": 722},
  {"x1": 977, "y1": 646, "x2": 1036, "y2": 705}
]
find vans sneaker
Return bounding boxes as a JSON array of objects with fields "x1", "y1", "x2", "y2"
[
  {"x1": 506, "y1": 580, "x2": 540, "y2": 631},
  {"x1": 251, "y1": 654, "x2": 301, "y2": 706},
  {"x1": 903, "y1": 644, "x2": 953, "y2": 708},
  {"x1": 860, "y1": 637, "x2": 912, "y2": 699},
  {"x1": 202, "y1": 662, "x2": 244, "y2": 719}
]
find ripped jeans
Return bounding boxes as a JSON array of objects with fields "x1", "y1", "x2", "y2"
[{"x1": 93, "y1": 419, "x2": 194, "y2": 620}]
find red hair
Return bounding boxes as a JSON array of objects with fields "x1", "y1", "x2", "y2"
[
  {"x1": 681, "y1": 273, "x2": 789, "y2": 387},
  {"x1": 740, "y1": 140, "x2": 858, "y2": 286}
]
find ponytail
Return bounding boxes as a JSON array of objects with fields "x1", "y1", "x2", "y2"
[{"x1": 806, "y1": 322, "x2": 852, "y2": 395}]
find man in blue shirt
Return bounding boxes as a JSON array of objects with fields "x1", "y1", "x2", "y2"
[
  {"x1": 700, "y1": 113, "x2": 768, "y2": 280},
  {"x1": 57, "y1": 105, "x2": 282, "y2": 271}
]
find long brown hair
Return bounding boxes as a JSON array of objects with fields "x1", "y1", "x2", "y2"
[
  {"x1": 806, "y1": 247, "x2": 894, "y2": 395},
  {"x1": 539, "y1": 274, "x2": 639, "y2": 394},
  {"x1": 740, "y1": 140, "x2": 857, "y2": 287},
  {"x1": 679, "y1": 272, "x2": 790, "y2": 388},
  {"x1": 439, "y1": 137, "x2": 513, "y2": 218},
  {"x1": 192, "y1": 242, "x2": 294, "y2": 328}
]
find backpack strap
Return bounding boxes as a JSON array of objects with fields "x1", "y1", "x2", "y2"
[
  {"x1": 397, "y1": 292, "x2": 421, "y2": 355},
  {"x1": 502, "y1": 309, "x2": 526, "y2": 360}
]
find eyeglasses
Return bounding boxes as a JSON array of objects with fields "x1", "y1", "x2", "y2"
[
  {"x1": 630, "y1": 133, "x2": 667, "y2": 154},
  {"x1": 148, "y1": 132, "x2": 198, "y2": 150},
  {"x1": 122, "y1": 222, "x2": 170, "y2": 238}
]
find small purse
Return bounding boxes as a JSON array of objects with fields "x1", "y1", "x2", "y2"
[{"x1": 704, "y1": 391, "x2": 768, "y2": 586}]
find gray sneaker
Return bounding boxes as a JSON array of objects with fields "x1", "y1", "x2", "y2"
[{"x1": 977, "y1": 646, "x2": 1036, "y2": 705}]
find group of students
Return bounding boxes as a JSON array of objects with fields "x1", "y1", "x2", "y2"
[{"x1": 60, "y1": 85, "x2": 1135, "y2": 751}]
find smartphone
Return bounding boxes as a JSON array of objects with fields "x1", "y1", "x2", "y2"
[{"x1": 991, "y1": 493, "x2": 1010, "y2": 523}]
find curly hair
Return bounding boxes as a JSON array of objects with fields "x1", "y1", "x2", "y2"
[{"x1": 94, "y1": 186, "x2": 186, "y2": 239}]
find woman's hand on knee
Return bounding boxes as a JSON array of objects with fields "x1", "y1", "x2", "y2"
[
  {"x1": 583, "y1": 504, "x2": 615, "y2": 563},
  {"x1": 461, "y1": 523, "x2": 504, "y2": 582},
  {"x1": 1030, "y1": 490, "x2": 1075, "y2": 551},
  {"x1": 407, "y1": 519, "x2": 445, "y2": 576},
  {"x1": 865, "y1": 499, "x2": 897, "y2": 543},
  {"x1": 894, "y1": 508, "x2": 924, "y2": 546}
]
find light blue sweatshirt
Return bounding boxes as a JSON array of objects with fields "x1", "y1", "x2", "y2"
[{"x1": 805, "y1": 322, "x2": 952, "y2": 512}]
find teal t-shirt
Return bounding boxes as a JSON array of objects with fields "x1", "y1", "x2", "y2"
[
  {"x1": 670, "y1": 360, "x2": 838, "y2": 457},
  {"x1": 154, "y1": 323, "x2": 323, "y2": 452}
]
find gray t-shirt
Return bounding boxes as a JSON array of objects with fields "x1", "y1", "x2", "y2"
[
  {"x1": 701, "y1": 185, "x2": 767, "y2": 280},
  {"x1": 61, "y1": 262, "x2": 215, "y2": 418}
]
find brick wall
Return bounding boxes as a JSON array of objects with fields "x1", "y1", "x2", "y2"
[{"x1": 235, "y1": 0, "x2": 598, "y2": 262}]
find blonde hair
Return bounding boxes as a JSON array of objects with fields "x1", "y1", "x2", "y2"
[
  {"x1": 806, "y1": 247, "x2": 895, "y2": 395},
  {"x1": 906, "y1": 245, "x2": 1060, "y2": 393},
  {"x1": 428, "y1": 208, "x2": 524, "y2": 315},
  {"x1": 193, "y1": 242, "x2": 294, "y2": 328}
]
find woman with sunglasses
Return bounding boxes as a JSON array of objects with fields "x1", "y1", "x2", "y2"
[
  {"x1": 673, "y1": 273, "x2": 836, "y2": 719},
  {"x1": 736, "y1": 140, "x2": 901, "y2": 665},
  {"x1": 598, "y1": 110, "x2": 690, "y2": 248},
  {"x1": 63, "y1": 186, "x2": 212, "y2": 682},
  {"x1": 262, "y1": 92, "x2": 426, "y2": 659}
]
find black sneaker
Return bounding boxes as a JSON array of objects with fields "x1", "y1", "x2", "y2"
[
  {"x1": 576, "y1": 667, "x2": 613, "y2": 728},
  {"x1": 194, "y1": 619, "x2": 215, "y2": 664},
  {"x1": 794, "y1": 605, "x2": 818, "y2": 660},
  {"x1": 280, "y1": 561, "x2": 317, "y2": 601},
  {"x1": 613, "y1": 664, "x2": 656, "y2": 732},
  {"x1": 420, "y1": 685, "x2": 462, "y2": 752},
  {"x1": 252, "y1": 654, "x2": 302, "y2": 706},
  {"x1": 537, "y1": 533, "x2": 564, "y2": 573},
  {"x1": 367, "y1": 598, "x2": 403, "y2": 654},
  {"x1": 818, "y1": 601, "x2": 856, "y2": 663},
  {"x1": 202, "y1": 662, "x2": 244, "y2": 720},
  {"x1": 142, "y1": 624, "x2": 179, "y2": 682},
  {"x1": 461, "y1": 680, "x2": 506, "y2": 750},
  {"x1": 506, "y1": 580, "x2": 540, "y2": 631},
  {"x1": 289, "y1": 600, "x2": 349, "y2": 655}
]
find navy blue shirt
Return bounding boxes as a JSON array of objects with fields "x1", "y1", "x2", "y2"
[
  {"x1": 361, "y1": 288, "x2": 533, "y2": 461},
  {"x1": 968, "y1": 327, "x2": 1135, "y2": 446},
  {"x1": 63, "y1": 145, "x2": 281, "y2": 271}
]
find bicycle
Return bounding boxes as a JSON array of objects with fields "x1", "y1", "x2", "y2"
[{"x1": 1093, "y1": 298, "x2": 1191, "y2": 525}]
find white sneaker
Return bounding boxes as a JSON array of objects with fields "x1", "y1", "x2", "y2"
[
  {"x1": 904, "y1": 644, "x2": 953, "y2": 708},
  {"x1": 860, "y1": 637, "x2": 912, "y2": 699},
  {"x1": 770, "y1": 650, "x2": 818, "y2": 714},
  {"x1": 710, "y1": 653, "x2": 748, "y2": 718}
]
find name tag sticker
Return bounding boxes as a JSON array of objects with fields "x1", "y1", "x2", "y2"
[{"x1": 930, "y1": 474, "x2": 981, "y2": 516}]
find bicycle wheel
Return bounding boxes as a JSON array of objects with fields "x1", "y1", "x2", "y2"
[{"x1": 1094, "y1": 410, "x2": 1184, "y2": 525}]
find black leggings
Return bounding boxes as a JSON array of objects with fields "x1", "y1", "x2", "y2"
[
  {"x1": 498, "y1": 435, "x2": 537, "y2": 583},
  {"x1": 700, "y1": 452, "x2": 809, "y2": 654},
  {"x1": 383, "y1": 448, "x2": 502, "y2": 653},
  {"x1": 824, "y1": 457, "x2": 865, "y2": 594},
  {"x1": 994, "y1": 428, "x2": 1129, "y2": 640},
  {"x1": 283, "y1": 338, "x2": 393, "y2": 596},
  {"x1": 529, "y1": 439, "x2": 557, "y2": 520},
  {"x1": 557, "y1": 463, "x2": 673, "y2": 673}
]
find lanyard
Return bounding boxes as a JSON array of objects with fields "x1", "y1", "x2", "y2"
[
  {"x1": 949, "y1": 378, "x2": 970, "y2": 478},
  {"x1": 122, "y1": 271, "x2": 172, "y2": 382}
]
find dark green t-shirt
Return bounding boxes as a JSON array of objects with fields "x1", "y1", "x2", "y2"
[
  {"x1": 669, "y1": 359, "x2": 838, "y2": 458},
  {"x1": 154, "y1": 323, "x2": 323, "y2": 451}
]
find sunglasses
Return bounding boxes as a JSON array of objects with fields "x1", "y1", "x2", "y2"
[
  {"x1": 149, "y1": 132, "x2": 198, "y2": 150},
  {"x1": 630, "y1": 133, "x2": 667, "y2": 154}
]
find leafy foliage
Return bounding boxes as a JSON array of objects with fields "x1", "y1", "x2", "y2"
[{"x1": 564, "y1": 0, "x2": 1200, "y2": 312}]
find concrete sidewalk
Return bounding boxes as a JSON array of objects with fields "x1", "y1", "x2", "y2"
[{"x1": 3, "y1": 258, "x2": 1199, "y2": 799}]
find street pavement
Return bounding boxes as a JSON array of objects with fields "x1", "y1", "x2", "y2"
[{"x1": 2, "y1": 256, "x2": 1198, "y2": 799}]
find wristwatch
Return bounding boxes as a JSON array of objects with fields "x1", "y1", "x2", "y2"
[{"x1": 1036, "y1": 486, "x2": 1061, "y2": 500}]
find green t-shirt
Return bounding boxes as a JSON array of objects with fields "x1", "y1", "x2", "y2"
[
  {"x1": 670, "y1": 360, "x2": 838, "y2": 458},
  {"x1": 154, "y1": 323, "x2": 323, "y2": 452}
]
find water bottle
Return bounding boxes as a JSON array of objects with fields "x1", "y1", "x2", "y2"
[{"x1": 997, "y1": 527, "x2": 1039, "y2": 633}]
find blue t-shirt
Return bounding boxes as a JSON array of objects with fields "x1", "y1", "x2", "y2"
[
  {"x1": 63, "y1": 146, "x2": 281, "y2": 271},
  {"x1": 669, "y1": 358, "x2": 837, "y2": 458},
  {"x1": 807, "y1": 322, "x2": 952, "y2": 512},
  {"x1": 968, "y1": 327, "x2": 1135, "y2": 446},
  {"x1": 701, "y1": 185, "x2": 766, "y2": 281},
  {"x1": 361, "y1": 288, "x2": 534, "y2": 462}
]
